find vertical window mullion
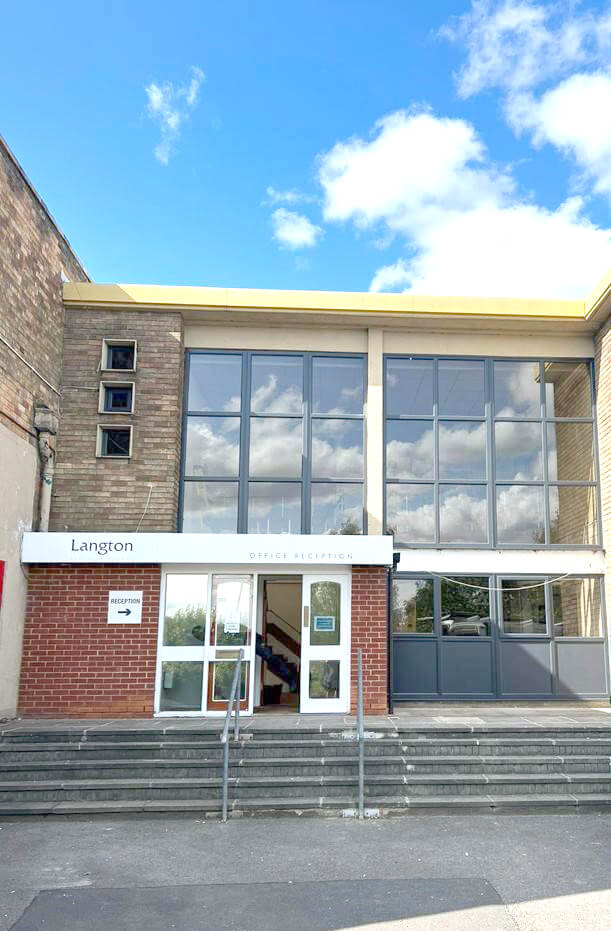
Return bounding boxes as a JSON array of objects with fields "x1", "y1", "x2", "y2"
[
  {"x1": 433, "y1": 359, "x2": 439, "y2": 544},
  {"x1": 238, "y1": 351, "x2": 251, "y2": 533},
  {"x1": 541, "y1": 362, "x2": 551, "y2": 545},
  {"x1": 178, "y1": 351, "x2": 191, "y2": 531},
  {"x1": 486, "y1": 360, "x2": 495, "y2": 547},
  {"x1": 302, "y1": 354, "x2": 311, "y2": 533}
]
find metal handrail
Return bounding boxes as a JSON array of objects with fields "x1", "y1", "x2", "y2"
[
  {"x1": 220, "y1": 648, "x2": 244, "y2": 822},
  {"x1": 356, "y1": 648, "x2": 364, "y2": 819}
]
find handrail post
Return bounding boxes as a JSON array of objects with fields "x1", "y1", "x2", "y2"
[
  {"x1": 220, "y1": 648, "x2": 245, "y2": 823},
  {"x1": 357, "y1": 648, "x2": 364, "y2": 819}
]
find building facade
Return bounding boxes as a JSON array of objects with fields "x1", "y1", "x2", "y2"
[
  {"x1": 0, "y1": 137, "x2": 87, "y2": 719},
  {"x1": 14, "y1": 279, "x2": 611, "y2": 717}
]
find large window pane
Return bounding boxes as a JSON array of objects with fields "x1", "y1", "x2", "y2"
[
  {"x1": 386, "y1": 420, "x2": 434, "y2": 480},
  {"x1": 547, "y1": 422, "x2": 595, "y2": 481},
  {"x1": 496, "y1": 485, "x2": 545, "y2": 544},
  {"x1": 386, "y1": 484, "x2": 434, "y2": 543},
  {"x1": 312, "y1": 419, "x2": 363, "y2": 479},
  {"x1": 187, "y1": 354, "x2": 242, "y2": 413},
  {"x1": 159, "y1": 662, "x2": 203, "y2": 711},
  {"x1": 544, "y1": 361, "x2": 592, "y2": 419},
  {"x1": 386, "y1": 358, "x2": 434, "y2": 415},
  {"x1": 163, "y1": 574, "x2": 207, "y2": 646},
  {"x1": 438, "y1": 421, "x2": 486, "y2": 480},
  {"x1": 392, "y1": 579, "x2": 434, "y2": 633},
  {"x1": 248, "y1": 482, "x2": 301, "y2": 533},
  {"x1": 251, "y1": 355, "x2": 303, "y2": 413},
  {"x1": 501, "y1": 580, "x2": 547, "y2": 634},
  {"x1": 182, "y1": 482, "x2": 238, "y2": 533},
  {"x1": 312, "y1": 357, "x2": 364, "y2": 415},
  {"x1": 249, "y1": 417, "x2": 303, "y2": 477},
  {"x1": 185, "y1": 417, "x2": 240, "y2": 477},
  {"x1": 212, "y1": 575, "x2": 252, "y2": 646},
  {"x1": 438, "y1": 360, "x2": 485, "y2": 416},
  {"x1": 439, "y1": 485, "x2": 488, "y2": 543},
  {"x1": 549, "y1": 485, "x2": 598, "y2": 545},
  {"x1": 494, "y1": 361, "x2": 541, "y2": 417},
  {"x1": 552, "y1": 577, "x2": 603, "y2": 637},
  {"x1": 495, "y1": 421, "x2": 543, "y2": 480},
  {"x1": 311, "y1": 483, "x2": 363, "y2": 534},
  {"x1": 441, "y1": 578, "x2": 490, "y2": 636}
]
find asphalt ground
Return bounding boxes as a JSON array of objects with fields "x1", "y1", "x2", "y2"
[{"x1": 0, "y1": 812, "x2": 609, "y2": 930}]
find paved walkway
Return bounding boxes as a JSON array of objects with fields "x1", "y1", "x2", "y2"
[{"x1": 2, "y1": 702, "x2": 610, "y2": 735}]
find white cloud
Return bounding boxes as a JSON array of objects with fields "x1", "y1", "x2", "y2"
[
  {"x1": 442, "y1": 2, "x2": 611, "y2": 198},
  {"x1": 508, "y1": 71, "x2": 611, "y2": 196},
  {"x1": 145, "y1": 66, "x2": 204, "y2": 165},
  {"x1": 271, "y1": 207, "x2": 322, "y2": 250},
  {"x1": 441, "y1": 0, "x2": 611, "y2": 98},
  {"x1": 265, "y1": 186, "x2": 316, "y2": 205},
  {"x1": 318, "y1": 109, "x2": 611, "y2": 296}
]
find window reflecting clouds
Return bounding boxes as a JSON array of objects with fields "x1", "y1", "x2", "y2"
[
  {"x1": 182, "y1": 482, "x2": 238, "y2": 533},
  {"x1": 312, "y1": 419, "x2": 363, "y2": 479},
  {"x1": 185, "y1": 417, "x2": 240, "y2": 477},
  {"x1": 386, "y1": 484, "x2": 435, "y2": 543},
  {"x1": 247, "y1": 483, "x2": 301, "y2": 533},
  {"x1": 439, "y1": 485, "x2": 487, "y2": 543},
  {"x1": 311, "y1": 484, "x2": 363, "y2": 534},
  {"x1": 438, "y1": 421, "x2": 486, "y2": 481},
  {"x1": 313, "y1": 357, "x2": 364, "y2": 415},
  {"x1": 188, "y1": 354, "x2": 242, "y2": 412},
  {"x1": 249, "y1": 417, "x2": 303, "y2": 478},
  {"x1": 496, "y1": 485, "x2": 545, "y2": 544},
  {"x1": 438, "y1": 360, "x2": 485, "y2": 415},
  {"x1": 494, "y1": 421, "x2": 543, "y2": 481},
  {"x1": 386, "y1": 421, "x2": 433, "y2": 480},
  {"x1": 494, "y1": 361, "x2": 541, "y2": 417},
  {"x1": 251, "y1": 356, "x2": 303, "y2": 413},
  {"x1": 386, "y1": 359, "x2": 434, "y2": 415}
]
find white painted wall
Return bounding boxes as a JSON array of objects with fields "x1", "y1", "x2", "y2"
[
  {"x1": 394, "y1": 548, "x2": 606, "y2": 575},
  {"x1": 0, "y1": 422, "x2": 38, "y2": 718}
]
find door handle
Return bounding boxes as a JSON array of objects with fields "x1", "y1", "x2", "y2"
[{"x1": 303, "y1": 606, "x2": 310, "y2": 628}]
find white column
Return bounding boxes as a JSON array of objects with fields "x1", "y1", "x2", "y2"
[{"x1": 366, "y1": 328, "x2": 384, "y2": 535}]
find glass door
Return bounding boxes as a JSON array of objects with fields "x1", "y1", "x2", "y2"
[
  {"x1": 300, "y1": 573, "x2": 350, "y2": 713},
  {"x1": 156, "y1": 573, "x2": 208, "y2": 714},
  {"x1": 206, "y1": 574, "x2": 255, "y2": 713}
]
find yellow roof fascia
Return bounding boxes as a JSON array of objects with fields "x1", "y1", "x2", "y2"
[
  {"x1": 585, "y1": 268, "x2": 611, "y2": 324},
  {"x1": 63, "y1": 282, "x2": 587, "y2": 321}
]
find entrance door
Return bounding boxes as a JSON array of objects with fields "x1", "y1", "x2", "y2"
[{"x1": 300, "y1": 573, "x2": 350, "y2": 713}]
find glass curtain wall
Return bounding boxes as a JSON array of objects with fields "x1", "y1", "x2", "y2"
[
  {"x1": 182, "y1": 352, "x2": 365, "y2": 534},
  {"x1": 385, "y1": 358, "x2": 598, "y2": 546}
]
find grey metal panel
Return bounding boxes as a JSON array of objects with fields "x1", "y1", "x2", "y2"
[
  {"x1": 555, "y1": 641, "x2": 608, "y2": 696},
  {"x1": 439, "y1": 640, "x2": 494, "y2": 695},
  {"x1": 393, "y1": 639, "x2": 437, "y2": 695},
  {"x1": 498, "y1": 641, "x2": 553, "y2": 695}
]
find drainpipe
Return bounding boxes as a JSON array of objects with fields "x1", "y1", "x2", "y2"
[
  {"x1": 33, "y1": 405, "x2": 59, "y2": 532},
  {"x1": 387, "y1": 551, "x2": 401, "y2": 715}
]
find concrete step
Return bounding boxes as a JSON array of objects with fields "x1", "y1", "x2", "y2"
[
  {"x1": 0, "y1": 754, "x2": 608, "y2": 782},
  {"x1": 0, "y1": 792, "x2": 609, "y2": 818},
  {"x1": 0, "y1": 771, "x2": 608, "y2": 803}
]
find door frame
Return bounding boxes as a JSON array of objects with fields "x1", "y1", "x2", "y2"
[{"x1": 300, "y1": 571, "x2": 352, "y2": 713}]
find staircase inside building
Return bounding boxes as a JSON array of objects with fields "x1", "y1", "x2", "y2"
[{"x1": 0, "y1": 721, "x2": 609, "y2": 817}]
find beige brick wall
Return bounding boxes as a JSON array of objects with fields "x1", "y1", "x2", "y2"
[
  {"x1": 594, "y1": 321, "x2": 611, "y2": 627},
  {"x1": 50, "y1": 307, "x2": 184, "y2": 532}
]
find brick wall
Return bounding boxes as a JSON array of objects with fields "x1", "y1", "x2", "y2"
[
  {"x1": 18, "y1": 564, "x2": 160, "y2": 717},
  {"x1": 50, "y1": 308, "x2": 184, "y2": 532},
  {"x1": 350, "y1": 565, "x2": 388, "y2": 714},
  {"x1": 0, "y1": 138, "x2": 87, "y2": 445}
]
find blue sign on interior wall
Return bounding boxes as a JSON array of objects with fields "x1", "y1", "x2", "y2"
[{"x1": 314, "y1": 615, "x2": 335, "y2": 632}]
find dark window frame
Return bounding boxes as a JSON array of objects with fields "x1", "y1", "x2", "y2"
[
  {"x1": 180, "y1": 350, "x2": 367, "y2": 534},
  {"x1": 100, "y1": 382, "x2": 134, "y2": 414},
  {"x1": 384, "y1": 356, "x2": 601, "y2": 549},
  {"x1": 97, "y1": 424, "x2": 133, "y2": 458}
]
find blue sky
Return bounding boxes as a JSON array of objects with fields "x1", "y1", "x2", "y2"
[{"x1": 2, "y1": 1, "x2": 611, "y2": 297}]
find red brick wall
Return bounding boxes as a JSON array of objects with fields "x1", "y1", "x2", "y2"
[
  {"x1": 350, "y1": 565, "x2": 388, "y2": 714},
  {"x1": 18, "y1": 564, "x2": 160, "y2": 717}
]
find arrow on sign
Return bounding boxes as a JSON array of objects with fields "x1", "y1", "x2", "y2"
[{"x1": 118, "y1": 609, "x2": 131, "y2": 616}]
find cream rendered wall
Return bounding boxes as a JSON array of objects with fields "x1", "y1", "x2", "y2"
[
  {"x1": 0, "y1": 423, "x2": 38, "y2": 718},
  {"x1": 382, "y1": 330, "x2": 594, "y2": 358},
  {"x1": 184, "y1": 324, "x2": 367, "y2": 352}
]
